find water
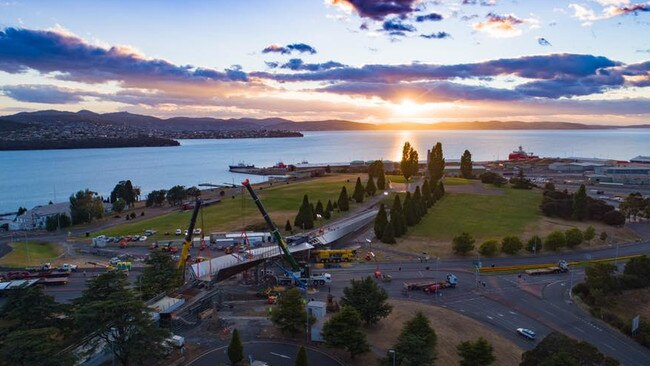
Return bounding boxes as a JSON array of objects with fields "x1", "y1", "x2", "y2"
[{"x1": 1, "y1": 129, "x2": 649, "y2": 213}]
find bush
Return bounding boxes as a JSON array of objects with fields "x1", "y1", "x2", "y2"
[
  {"x1": 452, "y1": 232, "x2": 475, "y2": 256},
  {"x1": 501, "y1": 236, "x2": 523, "y2": 255},
  {"x1": 526, "y1": 235, "x2": 542, "y2": 253},
  {"x1": 565, "y1": 228, "x2": 584, "y2": 248},
  {"x1": 479, "y1": 240, "x2": 499, "y2": 256},
  {"x1": 603, "y1": 210, "x2": 625, "y2": 226},
  {"x1": 544, "y1": 230, "x2": 566, "y2": 251},
  {"x1": 584, "y1": 226, "x2": 596, "y2": 241}
]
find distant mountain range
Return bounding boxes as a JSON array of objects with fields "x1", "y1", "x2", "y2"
[{"x1": 1, "y1": 109, "x2": 648, "y2": 131}]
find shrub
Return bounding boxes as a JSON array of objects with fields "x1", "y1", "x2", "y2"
[
  {"x1": 452, "y1": 232, "x2": 475, "y2": 256},
  {"x1": 603, "y1": 210, "x2": 625, "y2": 226},
  {"x1": 501, "y1": 236, "x2": 523, "y2": 255},
  {"x1": 565, "y1": 228, "x2": 584, "y2": 248},
  {"x1": 526, "y1": 235, "x2": 543, "y2": 253},
  {"x1": 479, "y1": 240, "x2": 499, "y2": 256},
  {"x1": 544, "y1": 231, "x2": 566, "y2": 251}
]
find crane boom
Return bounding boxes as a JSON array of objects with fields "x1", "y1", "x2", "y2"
[
  {"x1": 177, "y1": 199, "x2": 202, "y2": 280},
  {"x1": 241, "y1": 179, "x2": 301, "y2": 272}
]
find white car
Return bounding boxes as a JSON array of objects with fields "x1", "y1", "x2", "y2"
[
  {"x1": 139, "y1": 236, "x2": 147, "y2": 241},
  {"x1": 109, "y1": 257, "x2": 120, "y2": 265},
  {"x1": 175, "y1": 229, "x2": 182, "y2": 235},
  {"x1": 193, "y1": 228, "x2": 202, "y2": 235},
  {"x1": 516, "y1": 328, "x2": 536, "y2": 340}
]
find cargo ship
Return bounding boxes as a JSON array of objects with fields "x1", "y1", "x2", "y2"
[
  {"x1": 229, "y1": 162, "x2": 256, "y2": 170},
  {"x1": 508, "y1": 146, "x2": 539, "y2": 161}
]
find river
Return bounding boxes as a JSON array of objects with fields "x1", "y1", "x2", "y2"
[{"x1": 1, "y1": 129, "x2": 649, "y2": 213}]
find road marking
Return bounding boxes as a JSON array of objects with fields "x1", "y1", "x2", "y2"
[
  {"x1": 270, "y1": 352, "x2": 291, "y2": 359},
  {"x1": 497, "y1": 313, "x2": 504, "y2": 317},
  {"x1": 418, "y1": 271, "x2": 423, "y2": 277},
  {"x1": 509, "y1": 311, "x2": 517, "y2": 315},
  {"x1": 572, "y1": 326, "x2": 585, "y2": 333},
  {"x1": 487, "y1": 315, "x2": 494, "y2": 320},
  {"x1": 603, "y1": 344, "x2": 616, "y2": 351}
]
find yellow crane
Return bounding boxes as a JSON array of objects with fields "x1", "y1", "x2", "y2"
[{"x1": 178, "y1": 199, "x2": 202, "y2": 282}]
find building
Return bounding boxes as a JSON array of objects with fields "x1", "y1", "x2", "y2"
[
  {"x1": 9, "y1": 202, "x2": 70, "y2": 231},
  {"x1": 590, "y1": 166, "x2": 650, "y2": 185},
  {"x1": 631, "y1": 156, "x2": 650, "y2": 164},
  {"x1": 549, "y1": 162, "x2": 604, "y2": 173}
]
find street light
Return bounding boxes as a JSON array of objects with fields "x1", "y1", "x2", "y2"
[{"x1": 388, "y1": 349, "x2": 396, "y2": 366}]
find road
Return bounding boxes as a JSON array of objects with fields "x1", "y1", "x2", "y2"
[{"x1": 187, "y1": 342, "x2": 345, "y2": 366}]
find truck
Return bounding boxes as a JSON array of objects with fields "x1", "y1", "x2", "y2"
[
  {"x1": 313, "y1": 249, "x2": 357, "y2": 263},
  {"x1": 404, "y1": 274, "x2": 458, "y2": 294},
  {"x1": 58, "y1": 263, "x2": 78, "y2": 272},
  {"x1": 276, "y1": 272, "x2": 332, "y2": 287},
  {"x1": 525, "y1": 260, "x2": 569, "y2": 276}
]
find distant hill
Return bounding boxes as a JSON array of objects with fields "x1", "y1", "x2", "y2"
[{"x1": 0, "y1": 109, "x2": 647, "y2": 132}]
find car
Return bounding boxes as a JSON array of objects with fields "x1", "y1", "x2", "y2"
[
  {"x1": 109, "y1": 257, "x2": 120, "y2": 265},
  {"x1": 193, "y1": 228, "x2": 202, "y2": 235},
  {"x1": 175, "y1": 229, "x2": 182, "y2": 236},
  {"x1": 144, "y1": 229, "x2": 157, "y2": 236},
  {"x1": 139, "y1": 235, "x2": 147, "y2": 241},
  {"x1": 516, "y1": 328, "x2": 536, "y2": 340}
]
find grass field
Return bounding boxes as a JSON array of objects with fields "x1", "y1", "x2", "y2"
[
  {"x1": 409, "y1": 187, "x2": 541, "y2": 241},
  {"x1": 386, "y1": 175, "x2": 409, "y2": 184},
  {"x1": 443, "y1": 177, "x2": 473, "y2": 185},
  {"x1": 98, "y1": 175, "x2": 362, "y2": 237},
  {"x1": 0, "y1": 241, "x2": 63, "y2": 268}
]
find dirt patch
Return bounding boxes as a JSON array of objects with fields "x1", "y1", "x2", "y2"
[
  {"x1": 342, "y1": 299, "x2": 523, "y2": 366},
  {"x1": 446, "y1": 182, "x2": 504, "y2": 196},
  {"x1": 609, "y1": 288, "x2": 650, "y2": 321}
]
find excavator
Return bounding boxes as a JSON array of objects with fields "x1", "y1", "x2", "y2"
[
  {"x1": 177, "y1": 199, "x2": 202, "y2": 283},
  {"x1": 241, "y1": 179, "x2": 331, "y2": 289}
]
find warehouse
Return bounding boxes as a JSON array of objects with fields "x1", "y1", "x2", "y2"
[
  {"x1": 590, "y1": 166, "x2": 650, "y2": 185},
  {"x1": 549, "y1": 162, "x2": 604, "y2": 173}
]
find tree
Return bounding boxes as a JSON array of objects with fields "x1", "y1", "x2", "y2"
[
  {"x1": 271, "y1": 288, "x2": 307, "y2": 335},
  {"x1": 322, "y1": 306, "x2": 369, "y2": 358},
  {"x1": 294, "y1": 346, "x2": 310, "y2": 366},
  {"x1": 413, "y1": 185, "x2": 426, "y2": 219},
  {"x1": 341, "y1": 276, "x2": 392, "y2": 325},
  {"x1": 377, "y1": 170, "x2": 386, "y2": 190},
  {"x1": 337, "y1": 186, "x2": 350, "y2": 211},
  {"x1": 400, "y1": 142, "x2": 420, "y2": 181},
  {"x1": 1, "y1": 285, "x2": 66, "y2": 331},
  {"x1": 526, "y1": 235, "x2": 543, "y2": 253},
  {"x1": 460, "y1": 149, "x2": 473, "y2": 179},
  {"x1": 166, "y1": 185, "x2": 187, "y2": 206},
  {"x1": 368, "y1": 160, "x2": 385, "y2": 178},
  {"x1": 381, "y1": 221, "x2": 396, "y2": 244},
  {"x1": 110, "y1": 180, "x2": 136, "y2": 206},
  {"x1": 227, "y1": 328, "x2": 244, "y2": 365},
  {"x1": 315, "y1": 200, "x2": 325, "y2": 218},
  {"x1": 480, "y1": 171, "x2": 507, "y2": 187},
  {"x1": 391, "y1": 195, "x2": 407, "y2": 237},
  {"x1": 603, "y1": 210, "x2": 625, "y2": 226},
  {"x1": 421, "y1": 179, "x2": 433, "y2": 207},
  {"x1": 565, "y1": 228, "x2": 584, "y2": 248},
  {"x1": 457, "y1": 337, "x2": 496, "y2": 366},
  {"x1": 326, "y1": 199, "x2": 334, "y2": 213},
  {"x1": 453, "y1": 232, "x2": 475, "y2": 255},
  {"x1": 544, "y1": 230, "x2": 566, "y2": 251},
  {"x1": 0, "y1": 327, "x2": 74, "y2": 366},
  {"x1": 428, "y1": 142, "x2": 444, "y2": 183},
  {"x1": 501, "y1": 236, "x2": 523, "y2": 255},
  {"x1": 285, "y1": 220, "x2": 292, "y2": 232},
  {"x1": 145, "y1": 189, "x2": 167, "y2": 207},
  {"x1": 352, "y1": 177, "x2": 365, "y2": 203},
  {"x1": 74, "y1": 272, "x2": 170, "y2": 366},
  {"x1": 112, "y1": 198, "x2": 126, "y2": 213},
  {"x1": 17, "y1": 206, "x2": 27, "y2": 216},
  {"x1": 585, "y1": 263, "x2": 619, "y2": 294},
  {"x1": 572, "y1": 185, "x2": 588, "y2": 221},
  {"x1": 186, "y1": 186, "x2": 201, "y2": 198},
  {"x1": 45, "y1": 213, "x2": 71, "y2": 232},
  {"x1": 623, "y1": 255, "x2": 650, "y2": 288},
  {"x1": 584, "y1": 226, "x2": 596, "y2": 242},
  {"x1": 510, "y1": 169, "x2": 533, "y2": 189},
  {"x1": 520, "y1": 332, "x2": 619, "y2": 366},
  {"x1": 137, "y1": 251, "x2": 179, "y2": 300},
  {"x1": 391, "y1": 312, "x2": 437, "y2": 366},
  {"x1": 69, "y1": 189, "x2": 104, "y2": 224},
  {"x1": 600, "y1": 231, "x2": 608, "y2": 241},
  {"x1": 403, "y1": 192, "x2": 417, "y2": 226},
  {"x1": 365, "y1": 176, "x2": 377, "y2": 196},
  {"x1": 479, "y1": 240, "x2": 499, "y2": 256},
  {"x1": 374, "y1": 204, "x2": 389, "y2": 240},
  {"x1": 433, "y1": 181, "x2": 445, "y2": 201},
  {"x1": 294, "y1": 194, "x2": 314, "y2": 230}
]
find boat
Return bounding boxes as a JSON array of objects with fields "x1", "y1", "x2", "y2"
[
  {"x1": 229, "y1": 162, "x2": 256, "y2": 170},
  {"x1": 508, "y1": 146, "x2": 539, "y2": 161}
]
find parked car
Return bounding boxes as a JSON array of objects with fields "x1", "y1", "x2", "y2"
[
  {"x1": 144, "y1": 229, "x2": 157, "y2": 236},
  {"x1": 193, "y1": 228, "x2": 202, "y2": 235},
  {"x1": 109, "y1": 257, "x2": 120, "y2": 266},
  {"x1": 516, "y1": 328, "x2": 536, "y2": 340},
  {"x1": 58, "y1": 263, "x2": 78, "y2": 272},
  {"x1": 175, "y1": 229, "x2": 182, "y2": 236}
]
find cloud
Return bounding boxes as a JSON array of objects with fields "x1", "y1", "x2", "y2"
[
  {"x1": 1, "y1": 84, "x2": 87, "y2": 103},
  {"x1": 0, "y1": 27, "x2": 248, "y2": 84},
  {"x1": 420, "y1": 32, "x2": 452, "y2": 39},
  {"x1": 569, "y1": 2, "x2": 650, "y2": 24},
  {"x1": 261, "y1": 43, "x2": 317, "y2": 55},
  {"x1": 604, "y1": 2, "x2": 650, "y2": 16},
  {"x1": 460, "y1": 14, "x2": 479, "y2": 21},
  {"x1": 328, "y1": 0, "x2": 418, "y2": 20},
  {"x1": 415, "y1": 13, "x2": 443, "y2": 22},
  {"x1": 473, "y1": 13, "x2": 526, "y2": 38},
  {"x1": 537, "y1": 37, "x2": 552, "y2": 46},
  {"x1": 277, "y1": 58, "x2": 346, "y2": 71},
  {"x1": 462, "y1": 0, "x2": 498, "y2": 5},
  {"x1": 382, "y1": 18, "x2": 417, "y2": 32}
]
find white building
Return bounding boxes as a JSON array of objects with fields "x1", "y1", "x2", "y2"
[
  {"x1": 630, "y1": 156, "x2": 650, "y2": 164},
  {"x1": 9, "y1": 202, "x2": 70, "y2": 231}
]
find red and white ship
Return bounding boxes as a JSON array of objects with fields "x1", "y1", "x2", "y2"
[{"x1": 508, "y1": 146, "x2": 539, "y2": 161}]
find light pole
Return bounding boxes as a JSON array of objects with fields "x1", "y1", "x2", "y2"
[
  {"x1": 615, "y1": 241, "x2": 620, "y2": 267},
  {"x1": 388, "y1": 349, "x2": 396, "y2": 366},
  {"x1": 569, "y1": 264, "x2": 574, "y2": 299}
]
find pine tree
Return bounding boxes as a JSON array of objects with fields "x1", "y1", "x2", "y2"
[
  {"x1": 365, "y1": 177, "x2": 377, "y2": 196},
  {"x1": 326, "y1": 199, "x2": 334, "y2": 213},
  {"x1": 338, "y1": 186, "x2": 350, "y2": 211},
  {"x1": 310, "y1": 203, "x2": 316, "y2": 220},
  {"x1": 404, "y1": 192, "x2": 416, "y2": 226},
  {"x1": 391, "y1": 195, "x2": 407, "y2": 236},
  {"x1": 391, "y1": 312, "x2": 437, "y2": 366},
  {"x1": 322, "y1": 206, "x2": 331, "y2": 219},
  {"x1": 413, "y1": 186, "x2": 426, "y2": 218},
  {"x1": 428, "y1": 142, "x2": 445, "y2": 183},
  {"x1": 227, "y1": 328, "x2": 244, "y2": 365},
  {"x1": 271, "y1": 288, "x2": 308, "y2": 335},
  {"x1": 421, "y1": 179, "x2": 432, "y2": 208},
  {"x1": 377, "y1": 170, "x2": 386, "y2": 190},
  {"x1": 285, "y1": 220, "x2": 292, "y2": 232},
  {"x1": 294, "y1": 195, "x2": 314, "y2": 230},
  {"x1": 322, "y1": 306, "x2": 370, "y2": 359},
  {"x1": 460, "y1": 149, "x2": 473, "y2": 179},
  {"x1": 352, "y1": 177, "x2": 365, "y2": 203},
  {"x1": 433, "y1": 181, "x2": 445, "y2": 200},
  {"x1": 294, "y1": 346, "x2": 310, "y2": 366},
  {"x1": 381, "y1": 221, "x2": 396, "y2": 244},
  {"x1": 374, "y1": 204, "x2": 388, "y2": 240},
  {"x1": 315, "y1": 200, "x2": 324, "y2": 218},
  {"x1": 572, "y1": 184, "x2": 588, "y2": 221}
]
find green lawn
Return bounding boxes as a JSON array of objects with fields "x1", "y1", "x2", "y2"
[
  {"x1": 409, "y1": 188, "x2": 541, "y2": 241},
  {"x1": 98, "y1": 175, "x2": 362, "y2": 237},
  {"x1": 0, "y1": 241, "x2": 63, "y2": 268},
  {"x1": 443, "y1": 177, "x2": 473, "y2": 185},
  {"x1": 386, "y1": 175, "x2": 408, "y2": 184}
]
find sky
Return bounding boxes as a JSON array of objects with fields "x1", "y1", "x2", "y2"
[{"x1": 0, "y1": 0, "x2": 649, "y2": 125}]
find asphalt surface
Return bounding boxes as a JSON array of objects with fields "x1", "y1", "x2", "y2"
[{"x1": 186, "y1": 342, "x2": 345, "y2": 366}]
